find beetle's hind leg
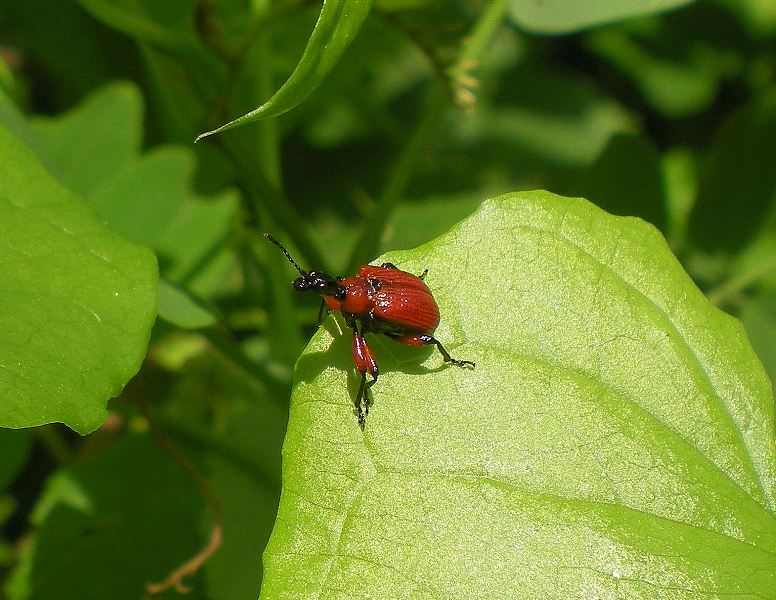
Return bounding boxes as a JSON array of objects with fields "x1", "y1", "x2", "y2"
[
  {"x1": 355, "y1": 373, "x2": 367, "y2": 428},
  {"x1": 352, "y1": 324, "x2": 379, "y2": 429},
  {"x1": 355, "y1": 370, "x2": 378, "y2": 429},
  {"x1": 390, "y1": 333, "x2": 475, "y2": 368}
]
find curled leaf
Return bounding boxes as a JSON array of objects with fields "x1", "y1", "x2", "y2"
[{"x1": 197, "y1": 0, "x2": 375, "y2": 141}]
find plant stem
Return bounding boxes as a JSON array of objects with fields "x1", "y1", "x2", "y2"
[
  {"x1": 153, "y1": 414, "x2": 281, "y2": 491},
  {"x1": 35, "y1": 426, "x2": 74, "y2": 465},
  {"x1": 201, "y1": 327, "x2": 292, "y2": 402},
  {"x1": 137, "y1": 397, "x2": 224, "y2": 596},
  {"x1": 347, "y1": 88, "x2": 446, "y2": 271},
  {"x1": 215, "y1": 133, "x2": 330, "y2": 271},
  {"x1": 459, "y1": 0, "x2": 508, "y2": 65},
  {"x1": 201, "y1": 0, "x2": 310, "y2": 133},
  {"x1": 707, "y1": 254, "x2": 776, "y2": 306}
]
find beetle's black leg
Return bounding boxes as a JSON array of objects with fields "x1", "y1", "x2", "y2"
[
  {"x1": 352, "y1": 322, "x2": 379, "y2": 429},
  {"x1": 417, "y1": 334, "x2": 475, "y2": 368},
  {"x1": 354, "y1": 363, "x2": 378, "y2": 429},
  {"x1": 355, "y1": 372, "x2": 366, "y2": 428},
  {"x1": 364, "y1": 371, "x2": 377, "y2": 413},
  {"x1": 317, "y1": 298, "x2": 328, "y2": 326},
  {"x1": 380, "y1": 261, "x2": 428, "y2": 280}
]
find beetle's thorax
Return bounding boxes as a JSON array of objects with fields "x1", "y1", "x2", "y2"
[{"x1": 324, "y1": 275, "x2": 372, "y2": 316}]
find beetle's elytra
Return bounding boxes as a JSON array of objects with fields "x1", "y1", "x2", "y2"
[{"x1": 266, "y1": 234, "x2": 474, "y2": 428}]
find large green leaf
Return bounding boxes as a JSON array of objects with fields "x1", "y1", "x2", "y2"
[
  {"x1": 507, "y1": 0, "x2": 696, "y2": 34},
  {"x1": 261, "y1": 191, "x2": 776, "y2": 598},
  {"x1": 196, "y1": 0, "x2": 375, "y2": 140},
  {"x1": 0, "y1": 125, "x2": 158, "y2": 434}
]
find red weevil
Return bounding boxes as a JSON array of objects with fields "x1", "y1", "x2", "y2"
[{"x1": 266, "y1": 234, "x2": 475, "y2": 428}]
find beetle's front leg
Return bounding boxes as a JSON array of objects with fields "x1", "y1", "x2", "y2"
[
  {"x1": 352, "y1": 325, "x2": 378, "y2": 429},
  {"x1": 317, "y1": 298, "x2": 329, "y2": 326}
]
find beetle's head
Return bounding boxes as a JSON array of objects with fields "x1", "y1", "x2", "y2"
[
  {"x1": 265, "y1": 234, "x2": 345, "y2": 299},
  {"x1": 292, "y1": 271, "x2": 344, "y2": 299}
]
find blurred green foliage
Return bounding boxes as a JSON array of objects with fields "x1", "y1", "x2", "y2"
[{"x1": 0, "y1": 0, "x2": 774, "y2": 598}]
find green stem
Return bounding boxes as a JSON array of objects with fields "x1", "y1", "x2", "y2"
[
  {"x1": 233, "y1": 0, "x2": 311, "y2": 60},
  {"x1": 347, "y1": 88, "x2": 446, "y2": 271},
  {"x1": 35, "y1": 426, "x2": 74, "y2": 465},
  {"x1": 458, "y1": 0, "x2": 508, "y2": 66},
  {"x1": 201, "y1": 327, "x2": 291, "y2": 402},
  {"x1": 201, "y1": 0, "x2": 310, "y2": 132},
  {"x1": 707, "y1": 254, "x2": 776, "y2": 306},
  {"x1": 247, "y1": 233, "x2": 304, "y2": 365},
  {"x1": 345, "y1": 0, "x2": 509, "y2": 269},
  {"x1": 215, "y1": 133, "x2": 330, "y2": 271},
  {"x1": 153, "y1": 412, "x2": 281, "y2": 492}
]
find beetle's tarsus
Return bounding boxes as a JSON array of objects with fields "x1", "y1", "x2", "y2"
[
  {"x1": 447, "y1": 357, "x2": 476, "y2": 368},
  {"x1": 415, "y1": 334, "x2": 475, "y2": 369}
]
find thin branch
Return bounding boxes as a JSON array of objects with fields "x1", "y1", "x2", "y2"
[
  {"x1": 147, "y1": 522, "x2": 223, "y2": 595},
  {"x1": 137, "y1": 397, "x2": 224, "y2": 596}
]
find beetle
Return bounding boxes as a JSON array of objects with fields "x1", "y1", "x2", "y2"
[{"x1": 265, "y1": 234, "x2": 475, "y2": 428}]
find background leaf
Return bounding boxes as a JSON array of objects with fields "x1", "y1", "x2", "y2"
[
  {"x1": 507, "y1": 0, "x2": 697, "y2": 34},
  {"x1": 6, "y1": 434, "x2": 204, "y2": 600},
  {"x1": 566, "y1": 133, "x2": 666, "y2": 231},
  {"x1": 741, "y1": 285, "x2": 776, "y2": 385},
  {"x1": 688, "y1": 89, "x2": 776, "y2": 253},
  {"x1": 261, "y1": 191, "x2": 776, "y2": 598},
  {"x1": 0, "y1": 429, "x2": 32, "y2": 491},
  {"x1": 29, "y1": 83, "x2": 240, "y2": 289},
  {"x1": 0, "y1": 125, "x2": 158, "y2": 433}
]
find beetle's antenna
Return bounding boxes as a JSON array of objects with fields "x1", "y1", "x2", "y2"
[{"x1": 264, "y1": 234, "x2": 307, "y2": 275}]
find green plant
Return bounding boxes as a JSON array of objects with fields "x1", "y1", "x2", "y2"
[{"x1": 0, "y1": 1, "x2": 774, "y2": 598}]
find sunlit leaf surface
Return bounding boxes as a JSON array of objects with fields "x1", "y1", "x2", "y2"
[{"x1": 261, "y1": 191, "x2": 776, "y2": 599}]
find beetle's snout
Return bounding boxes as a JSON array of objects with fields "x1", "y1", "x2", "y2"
[{"x1": 293, "y1": 276, "x2": 309, "y2": 292}]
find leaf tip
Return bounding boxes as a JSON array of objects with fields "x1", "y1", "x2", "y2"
[{"x1": 194, "y1": 130, "x2": 213, "y2": 144}]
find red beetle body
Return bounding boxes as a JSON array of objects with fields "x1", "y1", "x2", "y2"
[
  {"x1": 266, "y1": 235, "x2": 474, "y2": 428},
  {"x1": 326, "y1": 265, "x2": 440, "y2": 333}
]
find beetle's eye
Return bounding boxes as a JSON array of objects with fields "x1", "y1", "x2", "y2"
[{"x1": 335, "y1": 287, "x2": 346, "y2": 301}]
